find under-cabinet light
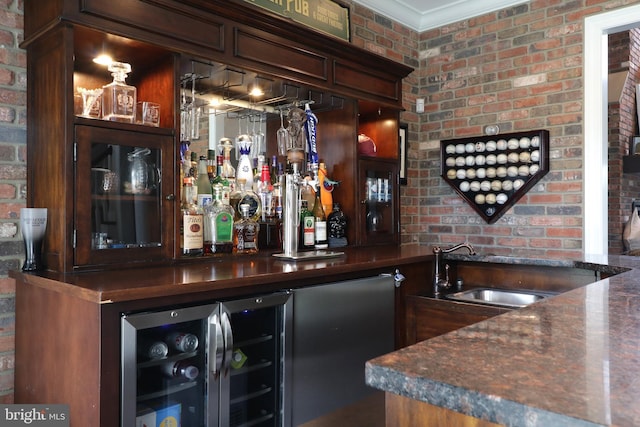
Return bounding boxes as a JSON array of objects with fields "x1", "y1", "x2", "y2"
[{"x1": 93, "y1": 54, "x2": 113, "y2": 66}]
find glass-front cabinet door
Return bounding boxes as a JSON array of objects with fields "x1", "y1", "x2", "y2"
[
  {"x1": 74, "y1": 123, "x2": 175, "y2": 267},
  {"x1": 358, "y1": 158, "x2": 399, "y2": 246}
]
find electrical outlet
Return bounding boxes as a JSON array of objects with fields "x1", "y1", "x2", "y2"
[{"x1": 416, "y1": 98, "x2": 425, "y2": 113}]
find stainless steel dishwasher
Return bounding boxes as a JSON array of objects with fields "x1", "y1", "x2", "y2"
[{"x1": 291, "y1": 274, "x2": 396, "y2": 425}]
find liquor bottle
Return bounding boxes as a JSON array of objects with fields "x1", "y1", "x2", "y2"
[
  {"x1": 212, "y1": 154, "x2": 231, "y2": 206},
  {"x1": 189, "y1": 151, "x2": 199, "y2": 182},
  {"x1": 318, "y1": 162, "x2": 334, "y2": 216},
  {"x1": 257, "y1": 164, "x2": 273, "y2": 222},
  {"x1": 236, "y1": 137, "x2": 254, "y2": 187},
  {"x1": 207, "y1": 149, "x2": 216, "y2": 183},
  {"x1": 312, "y1": 183, "x2": 328, "y2": 249},
  {"x1": 220, "y1": 138, "x2": 236, "y2": 192},
  {"x1": 270, "y1": 155, "x2": 279, "y2": 185},
  {"x1": 162, "y1": 359, "x2": 199, "y2": 380},
  {"x1": 230, "y1": 178, "x2": 261, "y2": 222},
  {"x1": 272, "y1": 163, "x2": 284, "y2": 221},
  {"x1": 233, "y1": 204, "x2": 259, "y2": 254},
  {"x1": 327, "y1": 203, "x2": 348, "y2": 248},
  {"x1": 102, "y1": 61, "x2": 136, "y2": 123},
  {"x1": 205, "y1": 186, "x2": 235, "y2": 255},
  {"x1": 166, "y1": 331, "x2": 199, "y2": 353},
  {"x1": 181, "y1": 180, "x2": 204, "y2": 256},
  {"x1": 196, "y1": 156, "x2": 212, "y2": 207},
  {"x1": 252, "y1": 154, "x2": 265, "y2": 193},
  {"x1": 299, "y1": 199, "x2": 315, "y2": 250}
]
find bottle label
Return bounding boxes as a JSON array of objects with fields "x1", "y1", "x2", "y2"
[
  {"x1": 315, "y1": 220, "x2": 327, "y2": 242},
  {"x1": 197, "y1": 194, "x2": 212, "y2": 207},
  {"x1": 216, "y1": 212, "x2": 234, "y2": 242},
  {"x1": 303, "y1": 216, "x2": 315, "y2": 246},
  {"x1": 183, "y1": 214, "x2": 204, "y2": 250}
]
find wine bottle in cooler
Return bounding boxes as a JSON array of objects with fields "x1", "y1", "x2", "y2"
[
  {"x1": 166, "y1": 332, "x2": 199, "y2": 353},
  {"x1": 138, "y1": 339, "x2": 169, "y2": 360},
  {"x1": 162, "y1": 359, "x2": 199, "y2": 380}
]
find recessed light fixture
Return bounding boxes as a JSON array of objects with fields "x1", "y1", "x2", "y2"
[{"x1": 93, "y1": 54, "x2": 113, "y2": 66}]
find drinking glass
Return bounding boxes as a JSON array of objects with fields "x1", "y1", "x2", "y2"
[{"x1": 20, "y1": 208, "x2": 47, "y2": 271}]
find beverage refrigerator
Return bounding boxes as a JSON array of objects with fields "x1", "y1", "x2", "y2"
[{"x1": 121, "y1": 291, "x2": 292, "y2": 426}]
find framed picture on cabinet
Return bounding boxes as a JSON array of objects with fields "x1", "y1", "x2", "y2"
[{"x1": 399, "y1": 123, "x2": 408, "y2": 185}]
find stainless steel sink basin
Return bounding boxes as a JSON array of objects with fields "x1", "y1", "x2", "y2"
[{"x1": 445, "y1": 288, "x2": 555, "y2": 308}]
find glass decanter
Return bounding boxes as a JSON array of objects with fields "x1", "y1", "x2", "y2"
[{"x1": 102, "y1": 61, "x2": 136, "y2": 123}]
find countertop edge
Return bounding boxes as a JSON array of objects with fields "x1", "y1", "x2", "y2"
[{"x1": 364, "y1": 363, "x2": 604, "y2": 427}]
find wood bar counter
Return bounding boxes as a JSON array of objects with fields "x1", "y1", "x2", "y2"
[{"x1": 11, "y1": 245, "x2": 432, "y2": 426}]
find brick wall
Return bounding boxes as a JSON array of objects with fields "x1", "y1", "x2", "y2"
[
  {"x1": 0, "y1": 0, "x2": 24, "y2": 403},
  {"x1": 400, "y1": 0, "x2": 640, "y2": 258}
]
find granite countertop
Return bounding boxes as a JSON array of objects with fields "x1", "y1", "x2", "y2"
[{"x1": 366, "y1": 253, "x2": 640, "y2": 427}]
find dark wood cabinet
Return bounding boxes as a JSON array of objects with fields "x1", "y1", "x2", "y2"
[
  {"x1": 405, "y1": 295, "x2": 509, "y2": 345},
  {"x1": 74, "y1": 123, "x2": 175, "y2": 267},
  {"x1": 23, "y1": 0, "x2": 412, "y2": 273}
]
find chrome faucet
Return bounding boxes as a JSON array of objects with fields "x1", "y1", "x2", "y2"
[{"x1": 433, "y1": 242, "x2": 476, "y2": 297}]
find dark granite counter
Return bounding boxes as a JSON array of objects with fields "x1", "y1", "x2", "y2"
[{"x1": 366, "y1": 254, "x2": 640, "y2": 427}]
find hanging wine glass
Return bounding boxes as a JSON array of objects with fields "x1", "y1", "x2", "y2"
[
  {"x1": 276, "y1": 108, "x2": 289, "y2": 156},
  {"x1": 254, "y1": 113, "x2": 266, "y2": 155}
]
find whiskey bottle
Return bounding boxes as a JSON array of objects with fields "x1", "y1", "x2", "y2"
[
  {"x1": 230, "y1": 178, "x2": 261, "y2": 222},
  {"x1": 233, "y1": 204, "x2": 259, "y2": 254},
  {"x1": 181, "y1": 180, "x2": 204, "y2": 256}
]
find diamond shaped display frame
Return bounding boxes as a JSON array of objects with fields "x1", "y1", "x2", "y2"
[{"x1": 440, "y1": 129, "x2": 549, "y2": 224}]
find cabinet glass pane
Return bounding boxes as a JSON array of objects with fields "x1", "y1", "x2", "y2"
[
  {"x1": 91, "y1": 143, "x2": 162, "y2": 249},
  {"x1": 228, "y1": 306, "x2": 282, "y2": 426},
  {"x1": 364, "y1": 171, "x2": 393, "y2": 234}
]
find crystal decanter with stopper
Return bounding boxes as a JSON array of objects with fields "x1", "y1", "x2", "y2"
[{"x1": 102, "y1": 61, "x2": 136, "y2": 123}]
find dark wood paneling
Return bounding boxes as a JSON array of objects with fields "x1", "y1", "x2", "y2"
[
  {"x1": 15, "y1": 283, "x2": 101, "y2": 426},
  {"x1": 27, "y1": 26, "x2": 75, "y2": 272},
  {"x1": 80, "y1": 0, "x2": 225, "y2": 54},
  {"x1": 334, "y1": 60, "x2": 401, "y2": 103},
  {"x1": 233, "y1": 27, "x2": 329, "y2": 83},
  {"x1": 405, "y1": 295, "x2": 508, "y2": 344}
]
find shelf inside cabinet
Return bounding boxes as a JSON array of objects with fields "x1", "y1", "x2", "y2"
[
  {"x1": 357, "y1": 101, "x2": 399, "y2": 159},
  {"x1": 72, "y1": 26, "x2": 175, "y2": 129}
]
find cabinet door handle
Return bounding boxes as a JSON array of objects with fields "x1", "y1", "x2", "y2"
[
  {"x1": 221, "y1": 311, "x2": 234, "y2": 375},
  {"x1": 165, "y1": 194, "x2": 176, "y2": 201},
  {"x1": 209, "y1": 313, "x2": 224, "y2": 377}
]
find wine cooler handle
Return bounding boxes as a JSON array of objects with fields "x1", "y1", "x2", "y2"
[
  {"x1": 221, "y1": 311, "x2": 234, "y2": 375},
  {"x1": 210, "y1": 313, "x2": 224, "y2": 377}
]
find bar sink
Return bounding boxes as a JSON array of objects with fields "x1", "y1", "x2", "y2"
[{"x1": 445, "y1": 288, "x2": 555, "y2": 308}]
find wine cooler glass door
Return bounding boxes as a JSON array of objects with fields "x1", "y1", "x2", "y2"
[
  {"x1": 121, "y1": 303, "x2": 219, "y2": 427},
  {"x1": 219, "y1": 291, "x2": 292, "y2": 427}
]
